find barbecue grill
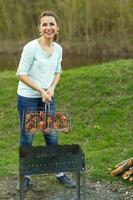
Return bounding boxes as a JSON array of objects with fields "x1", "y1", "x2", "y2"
[{"x1": 19, "y1": 104, "x2": 86, "y2": 200}]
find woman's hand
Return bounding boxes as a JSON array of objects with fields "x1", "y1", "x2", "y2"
[
  {"x1": 41, "y1": 89, "x2": 51, "y2": 102},
  {"x1": 47, "y1": 86, "x2": 55, "y2": 99},
  {"x1": 17, "y1": 75, "x2": 53, "y2": 102}
]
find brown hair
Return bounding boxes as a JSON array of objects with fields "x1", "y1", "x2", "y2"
[{"x1": 39, "y1": 10, "x2": 59, "y2": 41}]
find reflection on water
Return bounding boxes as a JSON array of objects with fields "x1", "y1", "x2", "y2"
[
  {"x1": 0, "y1": 53, "x2": 100, "y2": 71},
  {"x1": 0, "y1": 52, "x2": 128, "y2": 71},
  {"x1": 0, "y1": 54, "x2": 19, "y2": 71}
]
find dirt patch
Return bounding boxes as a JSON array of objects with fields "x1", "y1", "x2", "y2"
[{"x1": 0, "y1": 175, "x2": 132, "y2": 200}]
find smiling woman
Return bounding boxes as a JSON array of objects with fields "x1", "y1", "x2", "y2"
[{"x1": 16, "y1": 10, "x2": 76, "y2": 191}]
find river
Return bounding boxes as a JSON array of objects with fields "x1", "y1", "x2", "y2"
[
  {"x1": 0, "y1": 53, "x2": 96, "y2": 71},
  {"x1": 0, "y1": 51, "x2": 131, "y2": 71}
]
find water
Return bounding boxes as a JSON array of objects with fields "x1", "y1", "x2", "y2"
[
  {"x1": 0, "y1": 52, "x2": 130, "y2": 71},
  {"x1": 0, "y1": 53, "x2": 101, "y2": 71},
  {"x1": 0, "y1": 54, "x2": 19, "y2": 71}
]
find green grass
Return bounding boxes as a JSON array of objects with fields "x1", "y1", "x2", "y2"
[{"x1": 0, "y1": 59, "x2": 132, "y2": 185}]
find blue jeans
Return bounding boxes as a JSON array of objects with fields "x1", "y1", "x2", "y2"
[{"x1": 17, "y1": 95, "x2": 58, "y2": 147}]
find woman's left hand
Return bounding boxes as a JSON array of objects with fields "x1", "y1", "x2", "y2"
[{"x1": 47, "y1": 86, "x2": 55, "y2": 99}]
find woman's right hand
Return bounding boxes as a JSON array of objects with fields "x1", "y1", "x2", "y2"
[
  {"x1": 41, "y1": 89, "x2": 51, "y2": 102},
  {"x1": 17, "y1": 75, "x2": 51, "y2": 102}
]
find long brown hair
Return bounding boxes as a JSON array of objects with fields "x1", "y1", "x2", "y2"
[{"x1": 39, "y1": 10, "x2": 59, "y2": 41}]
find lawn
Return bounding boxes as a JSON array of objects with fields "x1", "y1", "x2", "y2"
[{"x1": 0, "y1": 59, "x2": 132, "y2": 185}]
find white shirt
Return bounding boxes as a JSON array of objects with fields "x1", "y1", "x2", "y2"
[{"x1": 16, "y1": 39, "x2": 62, "y2": 98}]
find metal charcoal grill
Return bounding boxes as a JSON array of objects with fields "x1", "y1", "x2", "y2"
[
  {"x1": 19, "y1": 145, "x2": 86, "y2": 200},
  {"x1": 19, "y1": 144, "x2": 85, "y2": 174},
  {"x1": 19, "y1": 103, "x2": 86, "y2": 200}
]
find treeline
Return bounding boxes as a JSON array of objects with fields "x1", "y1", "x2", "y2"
[{"x1": 0, "y1": 0, "x2": 133, "y2": 59}]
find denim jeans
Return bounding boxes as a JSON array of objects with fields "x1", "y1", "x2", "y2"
[{"x1": 17, "y1": 95, "x2": 58, "y2": 147}]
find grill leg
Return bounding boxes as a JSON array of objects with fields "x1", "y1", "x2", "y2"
[
  {"x1": 19, "y1": 174, "x2": 25, "y2": 200},
  {"x1": 82, "y1": 171, "x2": 86, "y2": 200},
  {"x1": 76, "y1": 171, "x2": 80, "y2": 200}
]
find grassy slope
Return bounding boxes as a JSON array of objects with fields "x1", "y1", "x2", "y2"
[{"x1": 0, "y1": 59, "x2": 132, "y2": 185}]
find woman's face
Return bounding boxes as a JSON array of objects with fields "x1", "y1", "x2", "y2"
[{"x1": 39, "y1": 16, "x2": 59, "y2": 40}]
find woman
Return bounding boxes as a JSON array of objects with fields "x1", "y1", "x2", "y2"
[{"x1": 16, "y1": 10, "x2": 75, "y2": 191}]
